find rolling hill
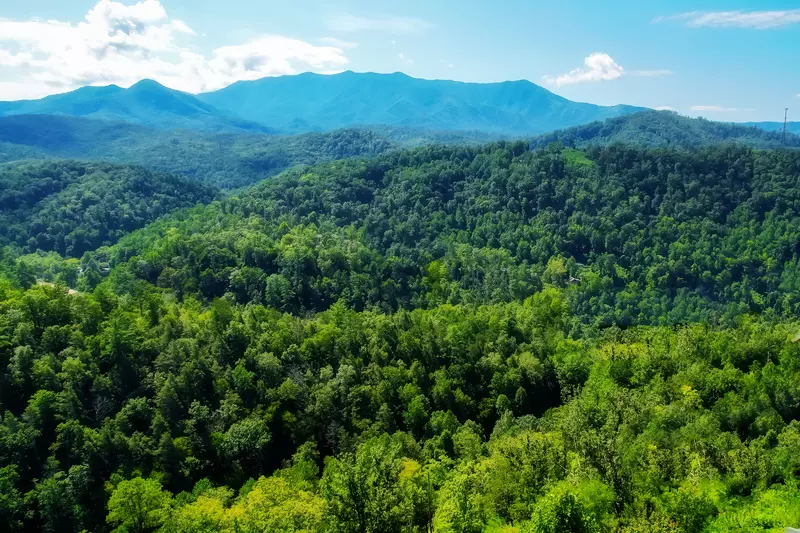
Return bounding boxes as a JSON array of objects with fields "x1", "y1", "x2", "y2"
[
  {"x1": 0, "y1": 160, "x2": 216, "y2": 256},
  {"x1": 0, "y1": 80, "x2": 273, "y2": 133},
  {"x1": 197, "y1": 71, "x2": 646, "y2": 135},
  {"x1": 0, "y1": 114, "x2": 395, "y2": 189},
  {"x1": 745, "y1": 120, "x2": 800, "y2": 136},
  {"x1": 533, "y1": 110, "x2": 800, "y2": 149}
]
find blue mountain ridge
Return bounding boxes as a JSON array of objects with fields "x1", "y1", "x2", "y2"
[
  {"x1": 196, "y1": 71, "x2": 646, "y2": 135},
  {"x1": 0, "y1": 72, "x2": 792, "y2": 138},
  {"x1": 0, "y1": 80, "x2": 274, "y2": 133}
]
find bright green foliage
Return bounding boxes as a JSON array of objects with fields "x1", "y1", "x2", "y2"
[
  {"x1": 705, "y1": 486, "x2": 800, "y2": 532},
  {"x1": 523, "y1": 480, "x2": 613, "y2": 533},
  {"x1": 79, "y1": 142, "x2": 800, "y2": 325},
  {"x1": 3, "y1": 134, "x2": 800, "y2": 533},
  {"x1": 321, "y1": 434, "x2": 420, "y2": 532},
  {"x1": 0, "y1": 272, "x2": 799, "y2": 531},
  {"x1": 107, "y1": 477, "x2": 172, "y2": 533}
]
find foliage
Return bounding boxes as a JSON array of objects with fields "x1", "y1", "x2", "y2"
[
  {"x1": 3, "y1": 120, "x2": 800, "y2": 533},
  {"x1": 107, "y1": 477, "x2": 172, "y2": 533},
  {"x1": 0, "y1": 160, "x2": 216, "y2": 256},
  {"x1": 0, "y1": 115, "x2": 396, "y2": 189},
  {"x1": 0, "y1": 277, "x2": 799, "y2": 531},
  {"x1": 533, "y1": 110, "x2": 800, "y2": 150},
  {"x1": 85, "y1": 141, "x2": 800, "y2": 327}
]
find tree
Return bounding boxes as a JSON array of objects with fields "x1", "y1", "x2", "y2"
[
  {"x1": 0, "y1": 465, "x2": 24, "y2": 532},
  {"x1": 321, "y1": 434, "x2": 416, "y2": 533},
  {"x1": 106, "y1": 477, "x2": 172, "y2": 533}
]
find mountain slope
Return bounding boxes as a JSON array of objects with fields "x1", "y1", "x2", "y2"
[
  {"x1": 0, "y1": 160, "x2": 216, "y2": 256},
  {"x1": 100, "y1": 142, "x2": 800, "y2": 325},
  {"x1": 197, "y1": 71, "x2": 646, "y2": 135},
  {"x1": 0, "y1": 114, "x2": 395, "y2": 188},
  {"x1": 0, "y1": 80, "x2": 273, "y2": 133},
  {"x1": 745, "y1": 121, "x2": 800, "y2": 135},
  {"x1": 533, "y1": 110, "x2": 800, "y2": 149}
]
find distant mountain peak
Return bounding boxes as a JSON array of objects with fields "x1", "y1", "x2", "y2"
[
  {"x1": 196, "y1": 71, "x2": 646, "y2": 135},
  {"x1": 128, "y1": 79, "x2": 170, "y2": 91},
  {"x1": 1, "y1": 71, "x2": 648, "y2": 136},
  {"x1": 0, "y1": 80, "x2": 274, "y2": 134}
]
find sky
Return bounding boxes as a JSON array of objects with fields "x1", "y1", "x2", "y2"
[{"x1": 0, "y1": 0, "x2": 798, "y2": 122}]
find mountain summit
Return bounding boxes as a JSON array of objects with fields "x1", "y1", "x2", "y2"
[
  {"x1": 0, "y1": 80, "x2": 272, "y2": 133},
  {"x1": 197, "y1": 71, "x2": 646, "y2": 135}
]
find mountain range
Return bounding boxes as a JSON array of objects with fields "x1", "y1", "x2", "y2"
[
  {"x1": 1, "y1": 72, "x2": 648, "y2": 135},
  {"x1": 2, "y1": 72, "x2": 794, "y2": 138},
  {"x1": 196, "y1": 71, "x2": 647, "y2": 134}
]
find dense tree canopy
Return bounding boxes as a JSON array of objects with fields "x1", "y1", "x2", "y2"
[
  {"x1": 86, "y1": 142, "x2": 800, "y2": 328},
  {"x1": 0, "y1": 278, "x2": 799, "y2": 532},
  {"x1": 0, "y1": 160, "x2": 216, "y2": 257},
  {"x1": 2, "y1": 125, "x2": 800, "y2": 532},
  {"x1": 533, "y1": 111, "x2": 800, "y2": 150}
]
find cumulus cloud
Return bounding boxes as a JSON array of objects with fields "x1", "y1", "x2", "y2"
[
  {"x1": 654, "y1": 10, "x2": 800, "y2": 29},
  {"x1": 0, "y1": 0, "x2": 350, "y2": 100},
  {"x1": 544, "y1": 53, "x2": 624, "y2": 86},
  {"x1": 544, "y1": 53, "x2": 672, "y2": 87},
  {"x1": 328, "y1": 14, "x2": 431, "y2": 34}
]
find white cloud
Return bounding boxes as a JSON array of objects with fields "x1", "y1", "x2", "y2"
[
  {"x1": 691, "y1": 105, "x2": 753, "y2": 113},
  {"x1": 328, "y1": 14, "x2": 431, "y2": 34},
  {"x1": 0, "y1": 0, "x2": 350, "y2": 100},
  {"x1": 318, "y1": 37, "x2": 358, "y2": 49},
  {"x1": 654, "y1": 10, "x2": 800, "y2": 29},
  {"x1": 440, "y1": 59, "x2": 454, "y2": 69},
  {"x1": 0, "y1": 81, "x2": 57, "y2": 100},
  {"x1": 544, "y1": 53, "x2": 672, "y2": 87},
  {"x1": 398, "y1": 52, "x2": 413, "y2": 65},
  {"x1": 655, "y1": 106, "x2": 675, "y2": 111},
  {"x1": 631, "y1": 69, "x2": 674, "y2": 77},
  {"x1": 544, "y1": 53, "x2": 624, "y2": 86}
]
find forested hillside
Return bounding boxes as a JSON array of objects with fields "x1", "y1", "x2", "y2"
[
  {"x1": 745, "y1": 121, "x2": 800, "y2": 136},
  {"x1": 0, "y1": 115, "x2": 395, "y2": 189},
  {"x1": 92, "y1": 142, "x2": 800, "y2": 327},
  {"x1": 2, "y1": 134, "x2": 800, "y2": 532},
  {"x1": 534, "y1": 111, "x2": 800, "y2": 149},
  {"x1": 0, "y1": 160, "x2": 216, "y2": 257}
]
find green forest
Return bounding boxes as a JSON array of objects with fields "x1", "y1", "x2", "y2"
[
  {"x1": 2, "y1": 114, "x2": 800, "y2": 532},
  {"x1": 0, "y1": 161, "x2": 215, "y2": 257},
  {"x1": 533, "y1": 111, "x2": 800, "y2": 150}
]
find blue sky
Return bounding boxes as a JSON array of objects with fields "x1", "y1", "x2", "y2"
[{"x1": 1, "y1": 0, "x2": 799, "y2": 122}]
